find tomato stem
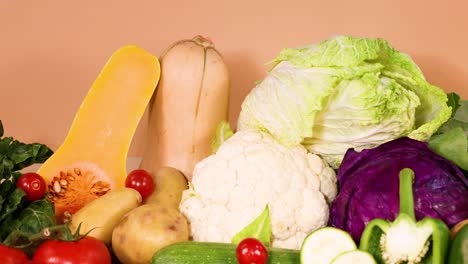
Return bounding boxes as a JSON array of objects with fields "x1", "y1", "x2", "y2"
[{"x1": 2, "y1": 223, "x2": 86, "y2": 249}]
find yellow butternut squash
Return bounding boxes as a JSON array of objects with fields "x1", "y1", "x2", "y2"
[
  {"x1": 140, "y1": 36, "x2": 230, "y2": 180},
  {"x1": 37, "y1": 45, "x2": 160, "y2": 222}
]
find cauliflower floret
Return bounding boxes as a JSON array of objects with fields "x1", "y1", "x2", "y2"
[{"x1": 179, "y1": 130, "x2": 337, "y2": 249}]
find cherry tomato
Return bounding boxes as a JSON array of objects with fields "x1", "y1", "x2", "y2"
[
  {"x1": 125, "y1": 169, "x2": 155, "y2": 199},
  {"x1": 236, "y1": 238, "x2": 268, "y2": 264},
  {"x1": 16, "y1": 172, "x2": 46, "y2": 202},
  {"x1": 32, "y1": 236, "x2": 111, "y2": 264},
  {"x1": 0, "y1": 244, "x2": 30, "y2": 264}
]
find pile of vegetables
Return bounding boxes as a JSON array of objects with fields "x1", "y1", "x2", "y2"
[{"x1": 1, "y1": 34, "x2": 467, "y2": 264}]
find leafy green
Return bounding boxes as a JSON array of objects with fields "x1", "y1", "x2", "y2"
[
  {"x1": 429, "y1": 127, "x2": 468, "y2": 171},
  {"x1": 211, "y1": 121, "x2": 234, "y2": 153},
  {"x1": 1, "y1": 198, "x2": 56, "y2": 244},
  {"x1": 238, "y1": 36, "x2": 451, "y2": 168},
  {"x1": 446, "y1": 92, "x2": 461, "y2": 117},
  {"x1": 0, "y1": 188, "x2": 26, "y2": 223},
  {"x1": 428, "y1": 98, "x2": 468, "y2": 172},
  {"x1": 435, "y1": 100, "x2": 468, "y2": 137},
  {"x1": 232, "y1": 205, "x2": 271, "y2": 246},
  {"x1": 0, "y1": 120, "x2": 55, "y2": 244}
]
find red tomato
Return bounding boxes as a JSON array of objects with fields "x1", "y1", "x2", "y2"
[
  {"x1": 16, "y1": 172, "x2": 46, "y2": 202},
  {"x1": 32, "y1": 236, "x2": 111, "y2": 264},
  {"x1": 236, "y1": 238, "x2": 268, "y2": 264},
  {"x1": 0, "y1": 244, "x2": 30, "y2": 264},
  {"x1": 125, "y1": 169, "x2": 155, "y2": 199}
]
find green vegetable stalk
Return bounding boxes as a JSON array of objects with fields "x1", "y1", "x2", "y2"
[{"x1": 359, "y1": 168, "x2": 450, "y2": 264}]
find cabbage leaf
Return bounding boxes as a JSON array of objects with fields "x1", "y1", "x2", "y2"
[{"x1": 238, "y1": 36, "x2": 451, "y2": 167}]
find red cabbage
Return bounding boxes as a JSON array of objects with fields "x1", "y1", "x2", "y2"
[{"x1": 329, "y1": 137, "x2": 468, "y2": 242}]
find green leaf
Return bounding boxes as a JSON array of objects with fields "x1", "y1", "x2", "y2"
[
  {"x1": 0, "y1": 188, "x2": 26, "y2": 223},
  {"x1": 1, "y1": 198, "x2": 56, "y2": 243},
  {"x1": 0, "y1": 172, "x2": 19, "y2": 201},
  {"x1": 429, "y1": 100, "x2": 468, "y2": 172},
  {"x1": 446, "y1": 92, "x2": 461, "y2": 118},
  {"x1": 429, "y1": 127, "x2": 468, "y2": 171},
  {"x1": 211, "y1": 121, "x2": 234, "y2": 153},
  {"x1": 231, "y1": 205, "x2": 271, "y2": 246},
  {"x1": 9, "y1": 142, "x2": 53, "y2": 171},
  {"x1": 0, "y1": 121, "x2": 55, "y2": 243}
]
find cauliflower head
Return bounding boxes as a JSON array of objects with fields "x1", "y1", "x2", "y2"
[{"x1": 179, "y1": 130, "x2": 337, "y2": 249}]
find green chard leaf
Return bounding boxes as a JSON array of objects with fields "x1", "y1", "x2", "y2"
[
  {"x1": 0, "y1": 120, "x2": 55, "y2": 242},
  {"x1": 7, "y1": 141, "x2": 53, "y2": 171},
  {"x1": 0, "y1": 188, "x2": 26, "y2": 223},
  {"x1": 232, "y1": 205, "x2": 272, "y2": 246},
  {"x1": 1, "y1": 198, "x2": 56, "y2": 244}
]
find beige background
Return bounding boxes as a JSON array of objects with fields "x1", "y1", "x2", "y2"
[{"x1": 1, "y1": 0, "x2": 467, "y2": 156}]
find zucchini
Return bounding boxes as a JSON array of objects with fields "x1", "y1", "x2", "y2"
[
  {"x1": 151, "y1": 241, "x2": 300, "y2": 264},
  {"x1": 300, "y1": 227, "x2": 357, "y2": 264},
  {"x1": 330, "y1": 250, "x2": 376, "y2": 264}
]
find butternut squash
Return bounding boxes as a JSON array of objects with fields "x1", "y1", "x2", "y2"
[
  {"x1": 139, "y1": 36, "x2": 230, "y2": 180},
  {"x1": 37, "y1": 45, "x2": 160, "y2": 222}
]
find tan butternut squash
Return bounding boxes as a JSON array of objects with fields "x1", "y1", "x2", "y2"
[
  {"x1": 37, "y1": 45, "x2": 160, "y2": 222},
  {"x1": 139, "y1": 36, "x2": 230, "y2": 180}
]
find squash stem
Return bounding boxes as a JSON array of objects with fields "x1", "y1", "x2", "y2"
[{"x1": 193, "y1": 35, "x2": 214, "y2": 48}]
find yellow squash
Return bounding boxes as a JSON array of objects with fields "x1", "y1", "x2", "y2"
[{"x1": 37, "y1": 45, "x2": 160, "y2": 222}]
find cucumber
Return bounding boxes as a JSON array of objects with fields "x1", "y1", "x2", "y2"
[
  {"x1": 300, "y1": 227, "x2": 357, "y2": 264},
  {"x1": 330, "y1": 250, "x2": 376, "y2": 264},
  {"x1": 448, "y1": 224, "x2": 468, "y2": 264},
  {"x1": 151, "y1": 241, "x2": 300, "y2": 264}
]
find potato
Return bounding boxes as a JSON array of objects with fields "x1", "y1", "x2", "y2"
[
  {"x1": 144, "y1": 167, "x2": 188, "y2": 208},
  {"x1": 69, "y1": 187, "x2": 142, "y2": 244},
  {"x1": 111, "y1": 204, "x2": 190, "y2": 264}
]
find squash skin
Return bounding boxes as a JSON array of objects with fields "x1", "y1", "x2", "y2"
[
  {"x1": 37, "y1": 45, "x2": 160, "y2": 221},
  {"x1": 140, "y1": 36, "x2": 230, "y2": 180}
]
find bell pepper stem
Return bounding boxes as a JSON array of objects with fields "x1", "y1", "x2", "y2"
[{"x1": 399, "y1": 168, "x2": 416, "y2": 220}]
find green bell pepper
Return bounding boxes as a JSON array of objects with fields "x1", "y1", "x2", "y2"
[
  {"x1": 448, "y1": 224, "x2": 468, "y2": 264},
  {"x1": 359, "y1": 168, "x2": 450, "y2": 264}
]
